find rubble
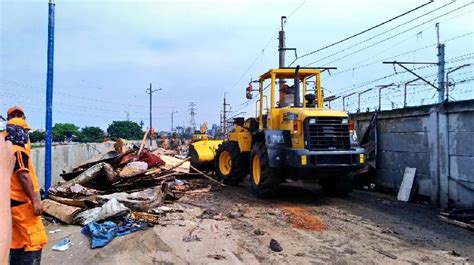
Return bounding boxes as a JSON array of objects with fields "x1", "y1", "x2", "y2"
[
  {"x1": 45, "y1": 138, "x2": 219, "y2": 249},
  {"x1": 42, "y1": 199, "x2": 83, "y2": 224}
]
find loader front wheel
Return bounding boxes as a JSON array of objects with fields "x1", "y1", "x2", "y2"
[
  {"x1": 214, "y1": 141, "x2": 247, "y2": 185},
  {"x1": 249, "y1": 142, "x2": 282, "y2": 198}
]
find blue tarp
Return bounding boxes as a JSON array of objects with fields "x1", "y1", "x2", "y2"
[{"x1": 81, "y1": 218, "x2": 148, "y2": 248}]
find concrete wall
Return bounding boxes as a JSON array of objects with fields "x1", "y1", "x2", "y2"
[
  {"x1": 351, "y1": 99, "x2": 474, "y2": 208},
  {"x1": 30, "y1": 140, "x2": 156, "y2": 188}
]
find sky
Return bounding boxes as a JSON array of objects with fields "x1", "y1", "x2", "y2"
[{"x1": 1, "y1": 0, "x2": 473, "y2": 132}]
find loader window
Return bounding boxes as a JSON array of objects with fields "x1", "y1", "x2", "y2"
[{"x1": 278, "y1": 81, "x2": 301, "y2": 108}]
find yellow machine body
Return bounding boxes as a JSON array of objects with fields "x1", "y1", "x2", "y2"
[
  {"x1": 267, "y1": 107, "x2": 348, "y2": 149},
  {"x1": 192, "y1": 133, "x2": 209, "y2": 142},
  {"x1": 228, "y1": 123, "x2": 252, "y2": 152},
  {"x1": 190, "y1": 139, "x2": 223, "y2": 165}
]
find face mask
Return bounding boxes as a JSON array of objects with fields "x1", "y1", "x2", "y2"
[{"x1": 5, "y1": 125, "x2": 29, "y2": 145}]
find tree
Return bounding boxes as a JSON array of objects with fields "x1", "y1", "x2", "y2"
[
  {"x1": 107, "y1": 121, "x2": 143, "y2": 140},
  {"x1": 52, "y1": 123, "x2": 80, "y2": 142},
  {"x1": 29, "y1": 130, "x2": 45, "y2": 143},
  {"x1": 78, "y1": 126, "x2": 105, "y2": 143}
]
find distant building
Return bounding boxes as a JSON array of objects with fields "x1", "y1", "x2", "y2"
[
  {"x1": 209, "y1": 124, "x2": 218, "y2": 138},
  {"x1": 175, "y1": 126, "x2": 185, "y2": 134}
]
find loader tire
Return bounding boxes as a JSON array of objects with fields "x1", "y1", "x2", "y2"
[
  {"x1": 249, "y1": 142, "x2": 282, "y2": 198},
  {"x1": 319, "y1": 174, "x2": 353, "y2": 197},
  {"x1": 214, "y1": 141, "x2": 247, "y2": 186}
]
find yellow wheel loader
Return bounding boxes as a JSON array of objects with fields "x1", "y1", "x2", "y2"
[{"x1": 192, "y1": 66, "x2": 365, "y2": 197}]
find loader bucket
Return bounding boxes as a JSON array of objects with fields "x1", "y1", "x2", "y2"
[{"x1": 189, "y1": 139, "x2": 223, "y2": 170}]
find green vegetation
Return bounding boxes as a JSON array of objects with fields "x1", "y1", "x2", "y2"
[
  {"x1": 26, "y1": 121, "x2": 144, "y2": 143},
  {"x1": 52, "y1": 123, "x2": 80, "y2": 142},
  {"x1": 78, "y1": 126, "x2": 105, "y2": 143},
  {"x1": 107, "y1": 120, "x2": 143, "y2": 140}
]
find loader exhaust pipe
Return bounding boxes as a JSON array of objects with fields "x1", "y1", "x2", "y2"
[{"x1": 294, "y1": 65, "x2": 301, "y2": 107}]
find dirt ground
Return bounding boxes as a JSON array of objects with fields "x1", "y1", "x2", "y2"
[{"x1": 42, "y1": 181, "x2": 474, "y2": 264}]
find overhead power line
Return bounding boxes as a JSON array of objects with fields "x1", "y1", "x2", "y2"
[
  {"x1": 326, "y1": 31, "x2": 473, "y2": 79},
  {"x1": 290, "y1": 0, "x2": 435, "y2": 65},
  {"x1": 306, "y1": 1, "x2": 472, "y2": 67},
  {"x1": 225, "y1": 1, "x2": 306, "y2": 94}
]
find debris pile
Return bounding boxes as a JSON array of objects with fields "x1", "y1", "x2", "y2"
[{"x1": 43, "y1": 138, "x2": 219, "y2": 248}]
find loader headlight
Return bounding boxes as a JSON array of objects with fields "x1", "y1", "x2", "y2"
[
  {"x1": 309, "y1": 118, "x2": 316, "y2": 125},
  {"x1": 341, "y1": 118, "x2": 348, "y2": 125}
]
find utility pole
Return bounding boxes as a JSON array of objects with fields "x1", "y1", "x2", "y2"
[
  {"x1": 436, "y1": 23, "x2": 446, "y2": 103},
  {"x1": 219, "y1": 111, "x2": 223, "y2": 136},
  {"x1": 44, "y1": 0, "x2": 55, "y2": 197},
  {"x1": 279, "y1": 16, "x2": 286, "y2": 76},
  {"x1": 222, "y1": 94, "x2": 231, "y2": 135},
  {"x1": 146, "y1": 83, "x2": 162, "y2": 146},
  {"x1": 171, "y1": 110, "x2": 178, "y2": 132},
  {"x1": 124, "y1": 111, "x2": 130, "y2": 121},
  {"x1": 188, "y1": 102, "x2": 197, "y2": 131},
  {"x1": 278, "y1": 16, "x2": 298, "y2": 87}
]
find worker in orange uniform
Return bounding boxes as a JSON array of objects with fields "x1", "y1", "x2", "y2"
[{"x1": 5, "y1": 118, "x2": 47, "y2": 265}]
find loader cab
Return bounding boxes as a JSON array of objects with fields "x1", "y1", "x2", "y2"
[{"x1": 254, "y1": 67, "x2": 332, "y2": 130}]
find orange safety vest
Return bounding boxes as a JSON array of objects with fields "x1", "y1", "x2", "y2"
[{"x1": 11, "y1": 144, "x2": 40, "y2": 202}]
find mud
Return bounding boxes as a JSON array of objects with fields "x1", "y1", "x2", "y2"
[{"x1": 42, "y1": 181, "x2": 474, "y2": 264}]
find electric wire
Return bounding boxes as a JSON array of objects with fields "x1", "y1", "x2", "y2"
[
  {"x1": 289, "y1": 0, "x2": 435, "y2": 66},
  {"x1": 305, "y1": 2, "x2": 473, "y2": 67}
]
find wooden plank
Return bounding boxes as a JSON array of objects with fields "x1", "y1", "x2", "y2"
[
  {"x1": 397, "y1": 167, "x2": 416, "y2": 202},
  {"x1": 438, "y1": 215, "x2": 474, "y2": 231},
  {"x1": 42, "y1": 199, "x2": 83, "y2": 224},
  {"x1": 189, "y1": 165, "x2": 225, "y2": 187}
]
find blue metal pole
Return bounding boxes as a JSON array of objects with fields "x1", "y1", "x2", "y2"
[{"x1": 44, "y1": 0, "x2": 55, "y2": 197}]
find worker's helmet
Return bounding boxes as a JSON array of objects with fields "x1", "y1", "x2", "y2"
[
  {"x1": 6, "y1": 118, "x2": 31, "y2": 145},
  {"x1": 7, "y1": 106, "x2": 25, "y2": 120}
]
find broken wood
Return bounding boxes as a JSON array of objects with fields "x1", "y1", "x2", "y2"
[
  {"x1": 438, "y1": 215, "x2": 474, "y2": 231},
  {"x1": 186, "y1": 186, "x2": 212, "y2": 195},
  {"x1": 160, "y1": 155, "x2": 190, "y2": 173},
  {"x1": 189, "y1": 165, "x2": 225, "y2": 187},
  {"x1": 131, "y1": 212, "x2": 160, "y2": 224},
  {"x1": 42, "y1": 199, "x2": 83, "y2": 224},
  {"x1": 147, "y1": 157, "x2": 191, "y2": 176},
  {"x1": 372, "y1": 247, "x2": 397, "y2": 259},
  {"x1": 137, "y1": 129, "x2": 150, "y2": 157},
  {"x1": 48, "y1": 195, "x2": 97, "y2": 209},
  {"x1": 54, "y1": 162, "x2": 115, "y2": 190}
]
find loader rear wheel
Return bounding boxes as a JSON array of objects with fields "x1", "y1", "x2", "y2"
[
  {"x1": 249, "y1": 142, "x2": 282, "y2": 198},
  {"x1": 214, "y1": 141, "x2": 247, "y2": 185}
]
